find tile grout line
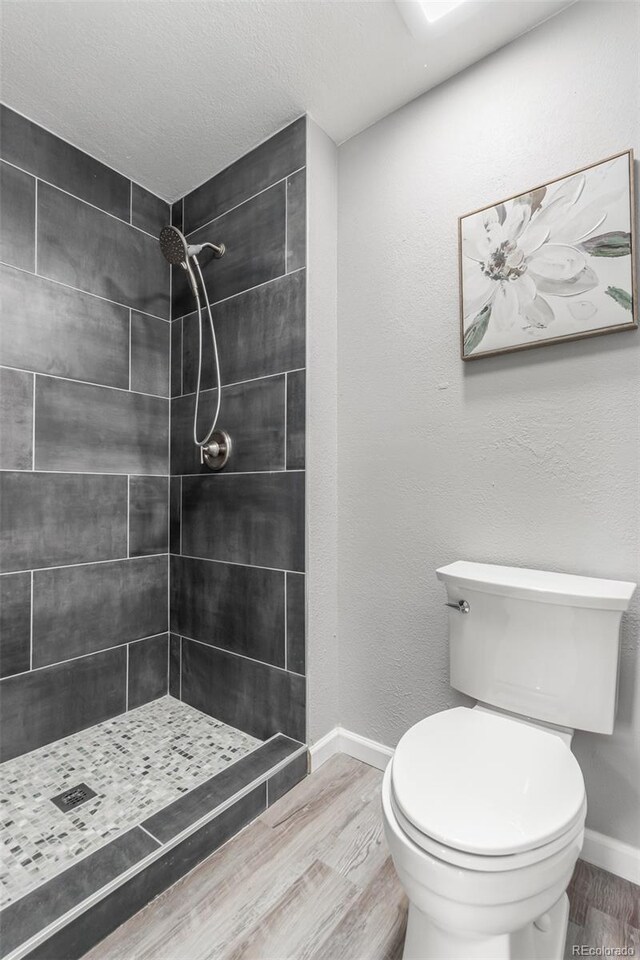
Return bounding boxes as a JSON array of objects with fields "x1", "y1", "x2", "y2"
[
  {"x1": 128, "y1": 308, "x2": 132, "y2": 391},
  {"x1": 1, "y1": 158, "x2": 165, "y2": 244},
  {"x1": 176, "y1": 367, "x2": 306, "y2": 401},
  {"x1": 126, "y1": 476, "x2": 130, "y2": 558},
  {"x1": 2, "y1": 631, "x2": 170, "y2": 683},
  {"x1": 170, "y1": 552, "x2": 302, "y2": 576},
  {"x1": 33, "y1": 178, "x2": 38, "y2": 275},
  {"x1": 137, "y1": 824, "x2": 162, "y2": 847},
  {"x1": 284, "y1": 371, "x2": 288, "y2": 470},
  {"x1": 284, "y1": 573, "x2": 288, "y2": 672},
  {"x1": 185, "y1": 165, "x2": 306, "y2": 240},
  {"x1": 179, "y1": 636, "x2": 183, "y2": 701},
  {"x1": 284, "y1": 172, "x2": 289, "y2": 274},
  {"x1": 125, "y1": 644, "x2": 129, "y2": 712},
  {"x1": 31, "y1": 373, "x2": 36, "y2": 471},
  {"x1": 1, "y1": 553, "x2": 169, "y2": 578},
  {"x1": 171, "y1": 264, "x2": 305, "y2": 322},
  {"x1": 181, "y1": 632, "x2": 304, "y2": 679},
  {"x1": 1, "y1": 466, "x2": 302, "y2": 478},
  {"x1": 0, "y1": 363, "x2": 172, "y2": 401},
  {"x1": 29, "y1": 571, "x2": 34, "y2": 671},
  {"x1": 0, "y1": 259, "x2": 170, "y2": 324}
]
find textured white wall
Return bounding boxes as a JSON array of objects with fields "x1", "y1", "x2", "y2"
[
  {"x1": 337, "y1": 1, "x2": 640, "y2": 845},
  {"x1": 306, "y1": 117, "x2": 340, "y2": 744}
]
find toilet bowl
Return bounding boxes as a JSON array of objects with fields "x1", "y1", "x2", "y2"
[
  {"x1": 382, "y1": 561, "x2": 635, "y2": 960},
  {"x1": 382, "y1": 707, "x2": 586, "y2": 960}
]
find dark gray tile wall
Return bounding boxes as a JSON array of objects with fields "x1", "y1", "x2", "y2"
[
  {"x1": 170, "y1": 118, "x2": 306, "y2": 742},
  {"x1": 0, "y1": 367, "x2": 33, "y2": 469},
  {"x1": 34, "y1": 377, "x2": 168, "y2": 475},
  {"x1": 128, "y1": 634, "x2": 169, "y2": 709},
  {"x1": 0, "y1": 573, "x2": 31, "y2": 678},
  {"x1": 0, "y1": 160, "x2": 35, "y2": 271},
  {"x1": 170, "y1": 555, "x2": 285, "y2": 666},
  {"x1": 0, "y1": 646, "x2": 127, "y2": 762},
  {"x1": 0, "y1": 108, "x2": 171, "y2": 758},
  {"x1": 181, "y1": 639, "x2": 305, "y2": 742},
  {"x1": 181, "y1": 471, "x2": 305, "y2": 570},
  {"x1": 1, "y1": 105, "x2": 131, "y2": 221},
  {"x1": 0, "y1": 264, "x2": 130, "y2": 388},
  {"x1": 32, "y1": 556, "x2": 168, "y2": 666},
  {"x1": 170, "y1": 375, "x2": 285, "y2": 475}
]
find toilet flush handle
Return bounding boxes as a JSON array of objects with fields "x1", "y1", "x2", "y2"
[{"x1": 445, "y1": 600, "x2": 470, "y2": 614}]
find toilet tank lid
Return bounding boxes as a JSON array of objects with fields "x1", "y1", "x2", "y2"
[{"x1": 436, "y1": 561, "x2": 636, "y2": 610}]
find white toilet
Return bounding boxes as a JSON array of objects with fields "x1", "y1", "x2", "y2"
[{"x1": 382, "y1": 560, "x2": 636, "y2": 960}]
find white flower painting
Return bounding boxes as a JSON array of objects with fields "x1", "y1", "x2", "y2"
[{"x1": 459, "y1": 151, "x2": 637, "y2": 359}]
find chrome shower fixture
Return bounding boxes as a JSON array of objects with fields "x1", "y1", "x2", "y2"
[
  {"x1": 159, "y1": 224, "x2": 230, "y2": 470},
  {"x1": 159, "y1": 225, "x2": 225, "y2": 265}
]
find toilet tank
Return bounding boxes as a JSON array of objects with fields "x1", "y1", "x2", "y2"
[{"x1": 436, "y1": 561, "x2": 636, "y2": 734}]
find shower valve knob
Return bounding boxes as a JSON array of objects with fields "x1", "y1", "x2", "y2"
[{"x1": 201, "y1": 431, "x2": 232, "y2": 471}]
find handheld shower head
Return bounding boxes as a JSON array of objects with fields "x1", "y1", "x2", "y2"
[
  {"x1": 159, "y1": 225, "x2": 225, "y2": 266},
  {"x1": 159, "y1": 225, "x2": 189, "y2": 266}
]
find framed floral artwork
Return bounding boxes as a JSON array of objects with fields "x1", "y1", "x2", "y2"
[{"x1": 459, "y1": 150, "x2": 637, "y2": 360}]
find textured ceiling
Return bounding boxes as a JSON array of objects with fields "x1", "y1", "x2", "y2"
[{"x1": 1, "y1": 0, "x2": 575, "y2": 201}]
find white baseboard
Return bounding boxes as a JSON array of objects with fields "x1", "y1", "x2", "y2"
[
  {"x1": 582, "y1": 828, "x2": 640, "y2": 885},
  {"x1": 309, "y1": 725, "x2": 393, "y2": 772},
  {"x1": 310, "y1": 726, "x2": 640, "y2": 885}
]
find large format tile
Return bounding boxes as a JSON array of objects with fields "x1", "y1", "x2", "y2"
[
  {"x1": 170, "y1": 318, "x2": 182, "y2": 396},
  {"x1": 130, "y1": 312, "x2": 170, "y2": 397},
  {"x1": 0, "y1": 367, "x2": 33, "y2": 469},
  {"x1": 0, "y1": 646, "x2": 127, "y2": 761},
  {"x1": 171, "y1": 375, "x2": 285, "y2": 475},
  {"x1": 0, "y1": 472, "x2": 127, "y2": 573},
  {"x1": 267, "y1": 752, "x2": 308, "y2": 807},
  {"x1": 34, "y1": 376, "x2": 168, "y2": 475},
  {"x1": 37, "y1": 182, "x2": 170, "y2": 318},
  {"x1": 0, "y1": 161, "x2": 35, "y2": 271},
  {"x1": 129, "y1": 476, "x2": 169, "y2": 557},
  {"x1": 0, "y1": 572, "x2": 31, "y2": 679},
  {"x1": 170, "y1": 556, "x2": 285, "y2": 667},
  {"x1": 1, "y1": 105, "x2": 131, "y2": 221},
  {"x1": 131, "y1": 183, "x2": 169, "y2": 237},
  {"x1": 142, "y1": 735, "x2": 302, "y2": 843},
  {"x1": 183, "y1": 117, "x2": 305, "y2": 234},
  {"x1": 286, "y1": 168, "x2": 306, "y2": 272},
  {"x1": 181, "y1": 270, "x2": 305, "y2": 392},
  {"x1": 173, "y1": 181, "x2": 286, "y2": 318},
  {"x1": 181, "y1": 640, "x2": 306, "y2": 741},
  {"x1": 0, "y1": 828, "x2": 159, "y2": 957},
  {"x1": 169, "y1": 634, "x2": 180, "y2": 698},
  {"x1": 0, "y1": 264, "x2": 130, "y2": 388},
  {"x1": 286, "y1": 572, "x2": 306, "y2": 675},
  {"x1": 32, "y1": 556, "x2": 168, "y2": 667},
  {"x1": 128, "y1": 634, "x2": 169, "y2": 709},
  {"x1": 169, "y1": 477, "x2": 181, "y2": 554},
  {"x1": 286, "y1": 368, "x2": 305, "y2": 469},
  {"x1": 181, "y1": 471, "x2": 305, "y2": 571},
  {"x1": 28, "y1": 787, "x2": 266, "y2": 960}
]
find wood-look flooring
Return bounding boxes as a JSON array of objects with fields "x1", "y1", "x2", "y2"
[{"x1": 84, "y1": 754, "x2": 640, "y2": 960}]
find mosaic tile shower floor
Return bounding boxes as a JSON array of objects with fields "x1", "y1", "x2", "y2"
[{"x1": 0, "y1": 697, "x2": 261, "y2": 909}]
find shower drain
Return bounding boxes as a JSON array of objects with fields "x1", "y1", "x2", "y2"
[{"x1": 50, "y1": 783, "x2": 97, "y2": 813}]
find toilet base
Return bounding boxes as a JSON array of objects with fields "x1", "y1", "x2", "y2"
[{"x1": 402, "y1": 892, "x2": 569, "y2": 960}]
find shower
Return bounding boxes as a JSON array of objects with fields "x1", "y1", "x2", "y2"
[{"x1": 159, "y1": 225, "x2": 231, "y2": 470}]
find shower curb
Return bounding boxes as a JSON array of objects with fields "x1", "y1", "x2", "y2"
[{"x1": 2, "y1": 737, "x2": 307, "y2": 960}]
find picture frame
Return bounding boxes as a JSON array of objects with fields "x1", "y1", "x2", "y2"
[{"x1": 458, "y1": 150, "x2": 637, "y2": 361}]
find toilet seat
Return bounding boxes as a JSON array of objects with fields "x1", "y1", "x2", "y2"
[
  {"x1": 390, "y1": 788, "x2": 586, "y2": 872},
  {"x1": 391, "y1": 707, "x2": 586, "y2": 860}
]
